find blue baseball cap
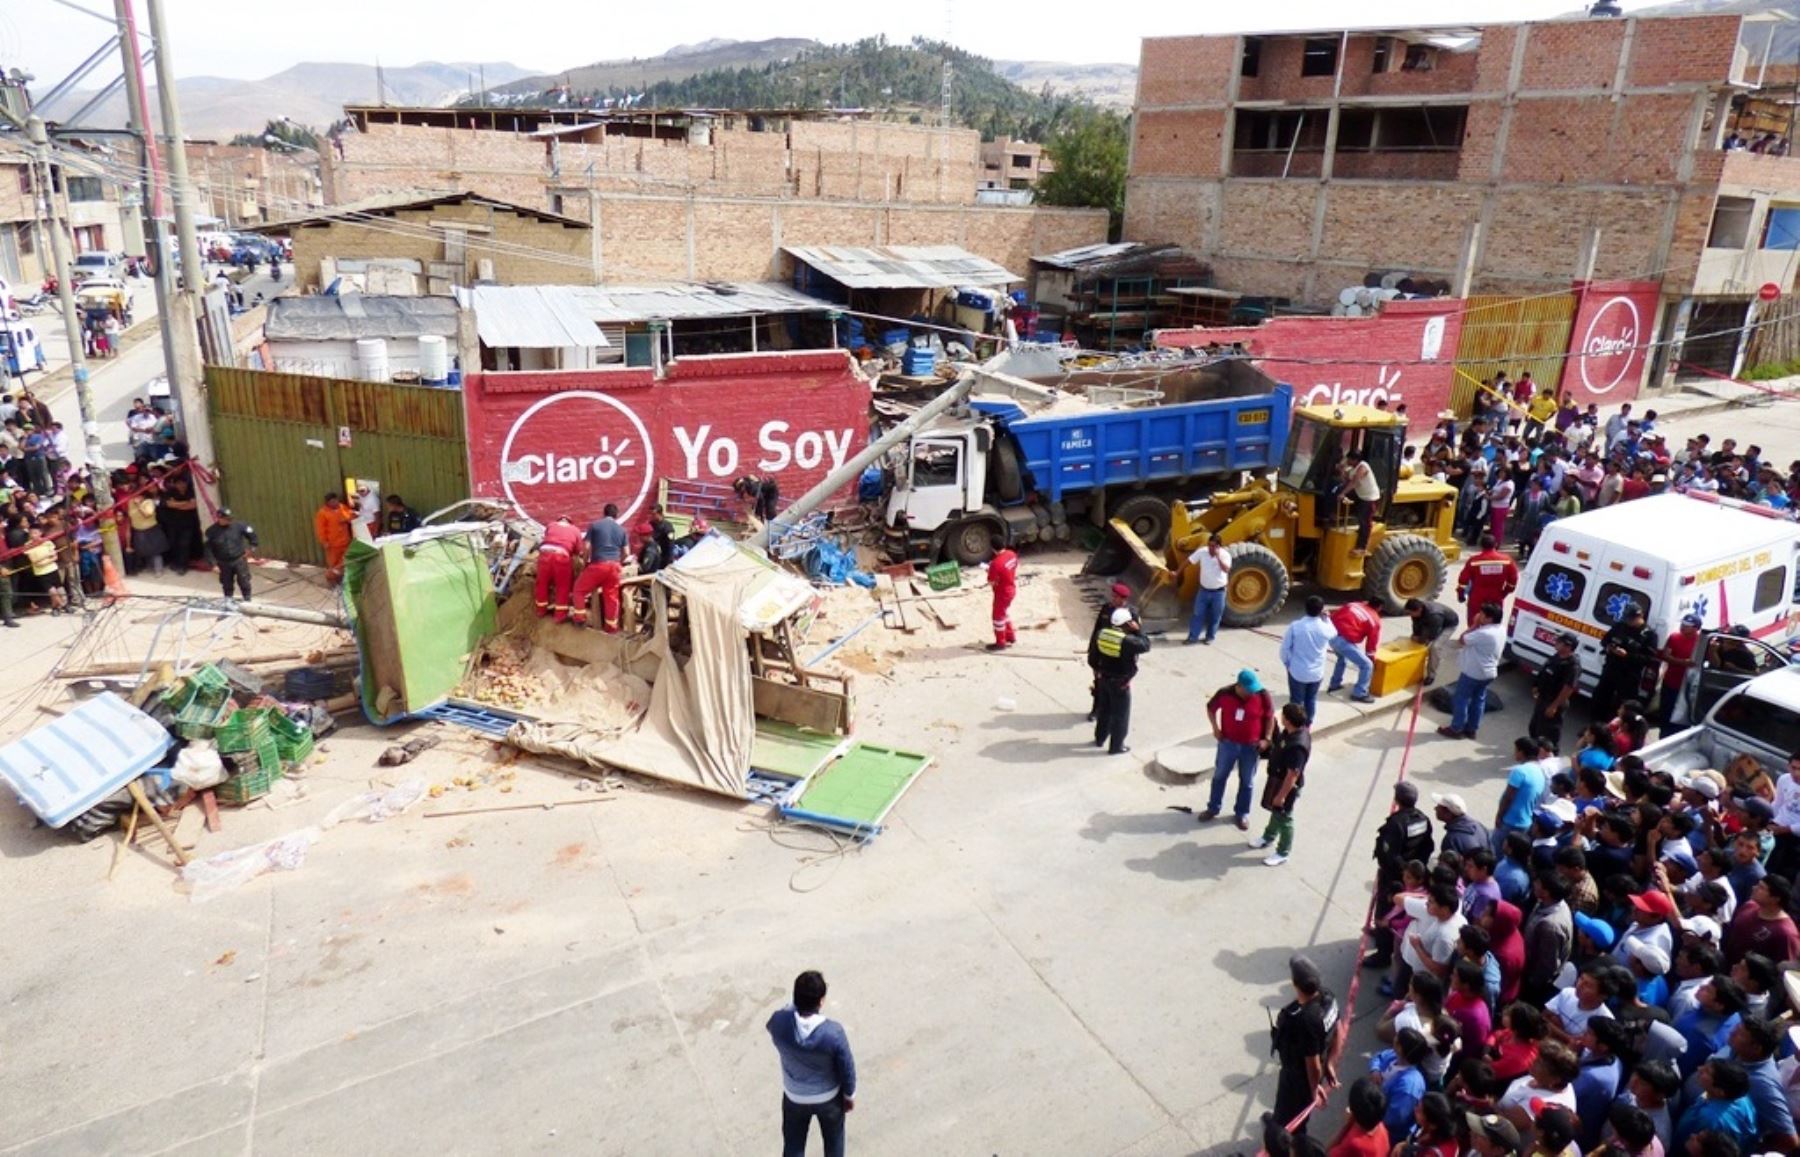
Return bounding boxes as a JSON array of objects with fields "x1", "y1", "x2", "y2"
[
  {"x1": 1237, "y1": 669, "x2": 1263, "y2": 693},
  {"x1": 1574, "y1": 912, "x2": 1618, "y2": 951}
]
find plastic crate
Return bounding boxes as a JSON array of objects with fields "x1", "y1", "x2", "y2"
[
  {"x1": 278, "y1": 732, "x2": 314, "y2": 764},
  {"x1": 217, "y1": 750, "x2": 285, "y2": 805},
  {"x1": 187, "y1": 664, "x2": 231, "y2": 694},
  {"x1": 926, "y1": 561, "x2": 961, "y2": 591},
  {"x1": 216, "y1": 708, "x2": 273, "y2": 753}
]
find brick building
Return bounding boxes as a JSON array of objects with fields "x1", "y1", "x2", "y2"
[
  {"x1": 979, "y1": 137, "x2": 1055, "y2": 191},
  {"x1": 0, "y1": 146, "x2": 128, "y2": 286},
  {"x1": 1124, "y1": 11, "x2": 1800, "y2": 379},
  {"x1": 186, "y1": 143, "x2": 323, "y2": 228},
  {"x1": 319, "y1": 105, "x2": 1106, "y2": 287}
]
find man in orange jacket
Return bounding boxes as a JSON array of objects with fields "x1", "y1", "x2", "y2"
[
  {"x1": 1457, "y1": 533, "x2": 1518, "y2": 627},
  {"x1": 313, "y1": 492, "x2": 356, "y2": 584}
]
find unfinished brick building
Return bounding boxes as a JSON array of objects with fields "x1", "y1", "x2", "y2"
[
  {"x1": 1125, "y1": 11, "x2": 1800, "y2": 379},
  {"x1": 321, "y1": 106, "x2": 1106, "y2": 287}
]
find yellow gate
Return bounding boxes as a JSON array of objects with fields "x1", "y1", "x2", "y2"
[{"x1": 1448, "y1": 293, "x2": 1578, "y2": 418}]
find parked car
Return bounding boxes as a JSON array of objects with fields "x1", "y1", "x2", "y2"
[
  {"x1": 1638, "y1": 641, "x2": 1800, "y2": 777},
  {"x1": 70, "y1": 251, "x2": 123, "y2": 287}
]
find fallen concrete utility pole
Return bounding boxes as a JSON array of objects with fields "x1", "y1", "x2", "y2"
[
  {"x1": 750, "y1": 367, "x2": 977, "y2": 552},
  {"x1": 231, "y1": 599, "x2": 351, "y2": 630}
]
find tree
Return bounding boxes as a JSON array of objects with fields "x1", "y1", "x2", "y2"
[
  {"x1": 228, "y1": 118, "x2": 322, "y2": 153},
  {"x1": 1036, "y1": 110, "x2": 1129, "y2": 240}
]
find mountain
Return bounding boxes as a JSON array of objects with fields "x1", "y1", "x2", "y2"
[
  {"x1": 36, "y1": 60, "x2": 538, "y2": 139},
  {"x1": 488, "y1": 39, "x2": 820, "y2": 103},
  {"x1": 994, "y1": 61, "x2": 1138, "y2": 111}
]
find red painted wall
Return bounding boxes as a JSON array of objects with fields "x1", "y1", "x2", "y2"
[
  {"x1": 464, "y1": 351, "x2": 873, "y2": 526},
  {"x1": 1558, "y1": 280, "x2": 1660, "y2": 406},
  {"x1": 1155, "y1": 299, "x2": 1467, "y2": 433}
]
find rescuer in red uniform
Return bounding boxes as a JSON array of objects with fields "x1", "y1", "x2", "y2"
[
  {"x1": 534, "y1": 517, "x2": 584, "y2": 622},
  {"x1": 1456, "y1": 533, "x2": 1519, "y2": 626},
  {"x1": 986, "y1": 535, "x2": 1020, "y2": 651}
]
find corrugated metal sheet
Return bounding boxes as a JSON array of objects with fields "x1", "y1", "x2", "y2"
[
  {"x1": 577, "y1": 282, "x2": 834, "y2": 323},
  {"x1": 206, "y1": 367, "x2": 470, "y2": 563},
  {"x1": 468, "y1": 286, "x2": 610, "y2": 349},
  {"x1": 1449, "y1": 293, "x2": 1578, "y2": 417},
  {"x1": 782, "y1": 244, "x2": 1020, "y2": 289},
  {"x1": 265, "y1": 295, "x2": 460, "y2": 342},
  {"x1": 1030, "y1": 242, "x2": 1143, "y2": 269},
  {"x1": 0, "y1": 693, "x2": 173, "y2": 828}
]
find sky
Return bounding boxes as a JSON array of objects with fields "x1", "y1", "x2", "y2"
[{"x1": 0, "y1": 0, "x2": 1665, "y2": 84}]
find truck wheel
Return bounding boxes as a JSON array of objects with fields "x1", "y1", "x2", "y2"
[
  {"x1": 1111, "y1": 495, "x2": 1171, "y2": 550},
  {"x1": 992, "y1": 439, "x2": 1025, "y2": 503},
  {"x1": 948, "y1": 520, "x2": 997, "y2": 565},
  {"x1": 1221, "y1": 543, "x2": 1290, "y2": 628},
  {"x1": 1363, "y1": 534, "x2": 1448, "y2": 614}
]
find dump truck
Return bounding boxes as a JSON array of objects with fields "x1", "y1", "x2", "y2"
[
  {"x1": 882, "y1": 361, "x2": 1292, "y2": 564},
  {"x1": 1090, "y1": 402, "x2": 1462, "y2": 632}
]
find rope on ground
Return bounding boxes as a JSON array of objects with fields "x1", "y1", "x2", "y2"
[
  {"x1": 736, "y1": 817, "x2": 865, "y2": 894},
  {"x1": 1276, "y1": 679, "x2": 1428, "y2": 1141}
]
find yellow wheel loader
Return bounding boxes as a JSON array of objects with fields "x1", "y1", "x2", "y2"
[{"x1": 1088, "y1": 404, "x2": 1463, "y2": 632}]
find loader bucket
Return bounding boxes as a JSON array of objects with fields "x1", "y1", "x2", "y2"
[{"x1": 1083, "y1": 516, "x2": 1189, "y2": 634}]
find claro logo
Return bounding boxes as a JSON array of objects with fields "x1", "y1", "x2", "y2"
[
  {"x1": 1579, "y1": 296, "x2": 1640, "y2": 396},
  {"x1": 500, "y1": 391, "x2": 657, "y2": 524},
  {"x1": 1301, "y1": 364, "x2": 1404, "y2": 407}
]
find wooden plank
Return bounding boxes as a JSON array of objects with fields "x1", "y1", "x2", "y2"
[
  {"x1": 874, "y1": 574, "x2": 911, "y2": 631},
  {"x1": 907, "y1": 579, "x2": 950, "y2": 630}
]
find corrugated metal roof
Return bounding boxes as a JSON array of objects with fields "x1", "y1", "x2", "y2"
[
  {"x1": 1031, "y1": 242, "x2": 1144, "y2": 269},
  {"x1": 783, "y1": 245, "x2": 1021, "y2": 289},
  {"x1": 253, "y1": 189, "x2": 590, "y2": 234},
  {"x1": 575, "y1": 282, "x2": 834, "y2": 323},
  {"x1": 468, "y1": 285, "x2": 610, "y2": 349},
  {"x1": 0, "y1": 692, "x2": 173, "y2": 828},
  {"x1": 265, "y1": 295, "x2": 461, "y2": 342}
]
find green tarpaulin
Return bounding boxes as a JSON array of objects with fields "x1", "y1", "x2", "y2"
[{"x1": 344, "y1": 529, "x2": 497, "y2": 722}]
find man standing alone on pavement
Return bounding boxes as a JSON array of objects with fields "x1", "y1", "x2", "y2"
[
  {"x1": 1087, "y1": 582, "x2": 1131, "y2": 721},
  {"x1": 1202, "y1": 669, "x2": 1276, "y2": 831},
  {"x1": 1270, "y1": 954, "x2": 1340, "y2": 1136},
  {"x1": 1327, "y1": 598, "x2": 1383, "y2": 703},
  {"x1": 204, "y1": 508, "x2": 258, "y2": 600},
  {"x1": 1251, "y1": 703, "x2": 1312, "y2": 867},
  {"x1": 1185, "y1": 533, "x2": 1230, "y2": 645},
  {"x1": 986, "y1": 535, "x2": 1019, "y2": 652},
  {"x1": 312, "y1": 492, "x2": 355, "y2": 584},
  {"x1": 1439, "y1": 602, "x2": 1506, "y2": 741},
  {"x1": 571, "y1": 503, "x2": 628, "y2": 632},
  {"x1": 1092, "y1": 606, "x2": 1151, "y2": 754},
  {"x1": 766, "y1": 970, "x2": 856, "y2": 1157},
  {"x1": 1279, "y1": 596, "x2": 1337, "y2": 724}
]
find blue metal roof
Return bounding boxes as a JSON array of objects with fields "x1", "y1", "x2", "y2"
[{"x1": 0, "y1": 692, "x2": 173, "y2": 829}]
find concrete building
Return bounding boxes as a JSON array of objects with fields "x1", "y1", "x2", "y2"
[
  {"x1": 319, "y1": 105, "x2": 1107, "y2": 288},
  {"x1": 979, "y1": 137, "x2": 1054, "y2": 192},
  {"x1": 186, "y1": 143, "x2": 323, "y2": 228},
  {"x1": 1123, "y1": 10, "x2": 1800, "y2": 378},
  {"x1": 255, "y1": 191, "x2": 595, "y2": 293},
  {"x1": 0, "y1": 145, "x2": 129, "y2": 287}
]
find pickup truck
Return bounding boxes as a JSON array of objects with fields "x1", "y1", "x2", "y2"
[
  {"x1": 883, "y1": 360, "x2": 1291, "y2": 564},
  {"x1": 1635, "y1": 630, "x2": 1800, "y2": 775}
]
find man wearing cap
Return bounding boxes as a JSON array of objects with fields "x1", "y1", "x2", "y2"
[
  {"x1": 1184, "y1": 532, "x2": 1230, "y2": 645},
  {"x1": 1595, "y1": 604, "x2": 1659, "y2": 721},
  {"x1": 1617, "y1": 891, "x2": 1679, "y2": 971},
  {"x1": 1327, "y1": 597, "x2": 1382, "y2": 703},
  {"x1": 1465, "y1": 1110, "x2": 1523, "y2": 1157},
  {"x1": 1529, "y1": 634, "x2": 1582, "y2": 752},
  {"x1": 1656, "y1": 614, "x2": 1704, "y2": 734},
  {"x1": 1091, "y1": 606, "x2": 1150, "y2": 755},
  {"x1": 1270, "y1": 953, "x2": 1340, "y2": 1139},
  {"x1": 203, "y1": 507, "x2": 258, "y2": 601},
  {"x1": 1087, "y1": 582, "x2": 1132, "y2": 720},
  {"x1": 1203, "y1": 670, "x2": 1275, "y2": 829},
  {"x1": 1435, "y1": 793, "x2": 1490, "y2": 859}
]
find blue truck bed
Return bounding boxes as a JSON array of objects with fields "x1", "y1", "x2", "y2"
[{"x1": 972, "y1": 384, "x2": 1292, "y2": 505}]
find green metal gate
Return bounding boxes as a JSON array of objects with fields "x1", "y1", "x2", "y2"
[
  {"x1": 206, "y1": 367, "x2": 469, "y2": 563},
  {"x1": 1449, "y1": 293, "x2": 1579, "y2": 417}
]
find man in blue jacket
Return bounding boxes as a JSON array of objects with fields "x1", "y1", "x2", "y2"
[{"x1": 767, "y1": 970, "x2": 857, "y2": 1157}]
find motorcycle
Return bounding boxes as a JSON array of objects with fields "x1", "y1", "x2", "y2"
[{"x1": 16, "y1": 293, "x2": 49, "y2": 316}]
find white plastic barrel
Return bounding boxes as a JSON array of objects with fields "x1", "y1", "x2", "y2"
[
  {"x1": 353, "y1": 337, "x2": 388, "y2": 382},
  {"x1": 418, "y1": 334, "x2": 449, "y2": 385}
]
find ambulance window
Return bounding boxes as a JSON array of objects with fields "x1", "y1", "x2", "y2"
[
  {"x1": 1593, "y1": 582, "x2": 1652, "y2": 627},
  {"x1": 1533, "y1": 563, "x2": 1586, "y2": 613},
  {"x1": 1754, "y1": 565, "x2": 1789, "y2": 613}
]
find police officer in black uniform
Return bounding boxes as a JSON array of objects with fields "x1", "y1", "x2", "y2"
[
  {"x1": 1085, "y1": 582, "x2": 1132, "y2": 722},
  {"x1": 1092, "y1": 606, "x2": 1151, "y2": 755},
  {"x1": 1529, "y1": 632, "x2": 1581, "y2": 751},
  {"x1": 1362, "y1": 781, "x2": 1436, "y2": 969},
  {"x1": 1595, "y1": 604, "x2": 1658, "y2": 720},
  {"x1": 203, "y1": 507, "x2": 259, "y2": 601},
  {"x1": 1270, "y1": 953, "x2": 1340, "y2": 1138}
]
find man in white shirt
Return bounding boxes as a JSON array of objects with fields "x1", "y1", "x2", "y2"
[
  {"x1": 1340, "y1": 450, "x2": 1382, "y2": 554},
  {"x1": 1278, "y1": 595, "x2": 1337, "y2": 725},
  {"x1": 1770, "y1": 754, "x2": 1800, "y2": 881},
  {"x1": 1439, "y1": 601, "x2": 1506, "y2": 741},
  {"x1": 1544, "y1": 964, "x2": 1617, "y2": 1044},
  {"x1": 1400, "y1": 881, "x2": 1467, "y2": 981},
  {"x1": 1185, "y1": 534, "x2": 1231, "y2": 646}
]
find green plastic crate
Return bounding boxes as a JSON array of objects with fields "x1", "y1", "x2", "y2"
[
  {"x1": 216, "y1": 708, "x2": 273, "y2": 753},
  {"x1": 926, "y1": 561, "x2": 961, "y2": 591}
]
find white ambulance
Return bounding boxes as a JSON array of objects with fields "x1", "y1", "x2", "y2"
[{"x1": 1508, "y1": 492, "x2": 1800, "y2": 693}]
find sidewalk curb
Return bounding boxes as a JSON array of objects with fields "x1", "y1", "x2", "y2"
[{"x1": 1149, "y1": 690, "x2": 1418, "y2": 777}]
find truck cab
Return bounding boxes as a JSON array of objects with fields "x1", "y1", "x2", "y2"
[{"x1": 884, "y1": 419, "x2": 995, "y2": 564}]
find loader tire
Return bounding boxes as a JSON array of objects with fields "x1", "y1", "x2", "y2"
[
  {"x1": 1221, "y1": 543, "x2": 1290, "y2": 628},
  {"x1": 1363, "y1": 534, "x2": 1448, "y2": 614},
  {"x1": 1111, "y1": 494, "x2": 1172, "y2": 550}
]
